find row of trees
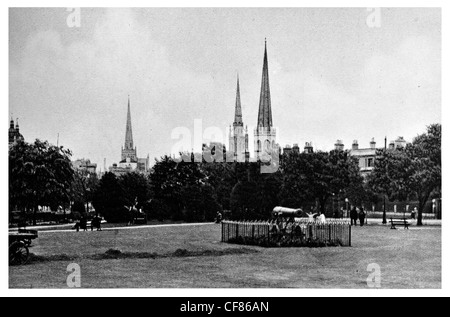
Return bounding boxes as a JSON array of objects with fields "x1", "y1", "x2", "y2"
[
  {"x1": 368, "y1": 124, "x2": 441, "y2": 225},
  {"x1": 9, "y1": 124, "x2": 441, "y2": 226},
  {"x1": 84, "y1": 150, "x2": 370, "y2": 222}
]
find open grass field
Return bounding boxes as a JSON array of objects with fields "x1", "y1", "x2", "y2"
[{"x1": 9, "y1": 223, "x2": 441, "y2": 289}]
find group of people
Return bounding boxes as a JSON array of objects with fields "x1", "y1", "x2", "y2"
[
  {"x1": 305, "y1": 210, "x2": 327, "y2": 224},
  {"x1": 74, "y1": 215, "x2": 102, "y2": 232},
  {"x1": 350, "y1": 206, "x2": 366, "y2": 226}
]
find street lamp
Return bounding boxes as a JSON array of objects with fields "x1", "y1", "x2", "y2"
[
  {"x1": 382, "y1": 136, "x2": 387, "y2": 225},
  {"x1": 332, "y1": 193, "x2": 335, "y2": 217},
  {"x1": 345, "y1": 198, "x2": 349, "y2": 219}
]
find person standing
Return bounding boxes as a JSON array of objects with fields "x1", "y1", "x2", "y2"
[
  {"x1": 411, "y1": 207, "x2": 417, "y2": 220},
  {"x1": 318, "y1": 212, "x2": 326, "y2": 225},
  {"x1": 80, "y1": 216, "x2": 87, "y2": 231},
  {"x1": 350, "y1": 206, "x2": 358, "y2": 226},
  {"x1": 359, "y1": 207, "x2": 366, "y2": 227}
]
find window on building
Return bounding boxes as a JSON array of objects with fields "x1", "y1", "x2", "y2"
[{"x1": 359, "y1": 158, "x2": 365, "y2": 168}]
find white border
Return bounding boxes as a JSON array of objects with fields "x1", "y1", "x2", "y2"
[{"x1": 2, "y1": 0, "x2": 448, "y2": 297}]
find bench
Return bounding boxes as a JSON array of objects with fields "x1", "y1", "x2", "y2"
[{"x1": 390, "y1": 217, "x2": 410, "y2": 229}]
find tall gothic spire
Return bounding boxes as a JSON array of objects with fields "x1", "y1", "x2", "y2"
[
  {"x1": 257, "y1": 39, "x2": 272, "y2": 128},
  {"x1": 233, "y1": 74, "x2": 243, "y2": 126},
  {"x1": 125, "y1": 95, "x2": 134, "y2": 150}
]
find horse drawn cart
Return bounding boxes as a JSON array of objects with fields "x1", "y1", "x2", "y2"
[{"x1": 9, "y1": 229, "x2": 38, "y2": 265}]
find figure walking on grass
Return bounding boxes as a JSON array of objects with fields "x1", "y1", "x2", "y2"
[{"x1": 359, "y1": 207, "x2": 366, "y2": 227}]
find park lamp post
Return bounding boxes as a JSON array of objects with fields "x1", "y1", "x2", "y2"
[
  {"x1": 382, "y1": 136, "x2": 387, "y2": 225},
  {"x1": 332, "y1": 193, "x2": 335, "y2": 217},
  {"x1": 345, "y1": 198, "x2": 349, "y2": 219}
]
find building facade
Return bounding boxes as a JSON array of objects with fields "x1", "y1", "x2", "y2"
[
  {"x1": 348, "y1": 139, "x2": 377, "y2": 176},
  {"x1": 8, "y1": 118, "x2": 24, "y2": 145},
  {"x1": 72, "y1": 159, "x2": 97, "y2": 174},
  {"x1": 343, "y1": 137, "x2": 407, "y2": 177}
]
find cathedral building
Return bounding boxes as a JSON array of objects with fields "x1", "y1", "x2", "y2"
[
  {"x1": 227, "y1": 40, "x2": 278, "y2": 162},
  {"x1": 254, "y1": 40, "x2": 277, "y2": 161},
  {"x1": 8, "y1": 118, "x2": 24, "y2": 145},
  {"x1": 109, "y1": 96, "x2": 149, "y2": 176},
  {"x1": 228, "y1": 75, "x2": 249, "y2": 162}
]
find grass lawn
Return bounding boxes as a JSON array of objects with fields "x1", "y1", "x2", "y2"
[{"x1": 9, "y1": 223, "x2": 441, "y2": 289}]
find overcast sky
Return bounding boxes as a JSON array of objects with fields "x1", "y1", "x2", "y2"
[{"x1": 9, "y1": 8, "x2": 441, "y2": 170}]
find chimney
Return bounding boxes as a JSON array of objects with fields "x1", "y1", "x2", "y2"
[
  {"x1": 292, "y1": 143, "x2": 300, "y2": 154},
  {"x1": 395, "y1": 136, "x2": 406, "y2": 149},
  {"x1": 335, "y1": 139, "x2": 344, "y2": 151},
  {"x1": 370, "y1": 138, "x2": 376, "y2": 149},
  {"x1": 283, "y1": 144, "x2": 292, "y2": 155},
  {"x1": 304, "y1": 142, "x2": 314, "y2": 154},
  {"x1": 389, "y1": 141, "x2": 395, "y2": 150},
  {"x1": 352, "y1": 140, "x2": 359, "y2": 150}
]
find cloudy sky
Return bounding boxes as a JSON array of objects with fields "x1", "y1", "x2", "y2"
[{"x1": 9, "y1": 8, "x2": 441, "y2": 169}]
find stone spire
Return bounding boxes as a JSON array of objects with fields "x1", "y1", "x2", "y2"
[
  {"x1": 233, "y1": 75, "x2": 243, "y2": 126},
  {"x1": 124, "y1": 95, "x2": 133, "y2": 150},
  {"x1": 257, "y1": 39, "x2": 272, "y2": 128}
]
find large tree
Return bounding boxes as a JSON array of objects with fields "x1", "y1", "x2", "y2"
[
  {"x1": 149, "y1": 155, "x2": 220, "y2": 221},
  {"x1": 368, "y1": 124, "x2": 441, "y2": 225},
  {"x1": 92, "y1": 172, "x2": 127, "y2": 222},
  {"x1": 201, "y1": 161, "x2": 236, "y2": 211},
  {"x1": 9, "y1": 139, "x2": 74, "y2": 225},
  {"x1": 119, "y1": 172, "x2": 151, "y2": 210},
  {"x1": 279, "y1": 150, "x2": 363, "y2": 215},
  {"x1": 406, "y1": 124, "x2": 441, "y2": 225},
  {"x1": 70, "y1": 168, "x2": 99, "y2": 215}
]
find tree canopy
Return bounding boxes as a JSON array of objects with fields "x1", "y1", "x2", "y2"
[
  {"x1": 368, "y1": 124, "x2": 441, "y2": 225},
  {"x1": 9, "y1": 139, "x2": 74, "y2": 224}
]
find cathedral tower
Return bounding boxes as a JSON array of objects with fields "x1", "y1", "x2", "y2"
[
  {"x1": 254, "y1": 39, "x2": 276, "y2": 160},
  {"x1": 229, "y1": 75, "x2": 249, "y2": 162},
  {"x1": 121, "y1": 95, "x2": 137, "y2": 163}
]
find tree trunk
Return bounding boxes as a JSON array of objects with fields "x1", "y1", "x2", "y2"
[
  {"x1": 63, "y1": 204, "x2": 67, "y2": 222},
  {"x1": 417, "y1": 192, "x2": 430, "y2": 226},
  {"x1": 319, "y1": 197, "x2": 327, "y2": 215},
  {"x1": 33, "y1": 205, "x2": 37, "y2": 226}
]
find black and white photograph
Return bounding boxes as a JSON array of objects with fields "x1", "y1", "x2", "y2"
[{"x1": 4, "y1": 2, "x2": 447, "y2": 297}]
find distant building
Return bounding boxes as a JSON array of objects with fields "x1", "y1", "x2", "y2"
[
  {"x1": 254, "y1": 40, "x2": 278, "y2": 160},
  {"x1": 109, "y1": 96, "x2": 150, "y2": 176},
  {"x1": 109, "y1": 163, "x2": 135, "y2": 176},
  {"x1": 8, "y1": 118, "x2": 24, "y2": 145},
  {"x1": 304, "y1": 142, "x2": 314, "y2": 154},
  {"x1": 203, "y1": 142, "x2": 227, "y2": 162},
  {"x1": 334, "y1": 139, "x2": 345, "y2": 151},
  {"x1": 346, "y1": 137, "x2": 407, "y2": 177},
  {"x1": 282, "y1": 144, "x2": 292, "y2": 155},
  {"x1": 283, "y1": 142, "x2": 313, "y2": 156},
  {"x1": 391, "y1": 136, "x2": 407, "y2": 150},
  {"x1": 72, "y1": 159, "x2": 97, "y2": 174},
  {"x1": 349, "y1": 139, "x2": 377, "y2": 176},
  {"x1": 228, "y1": 76, "x2": 249, "y2": 162}
]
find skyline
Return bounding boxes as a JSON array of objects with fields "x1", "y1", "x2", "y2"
[{"x1": 9, "y1": 8, "x2": 441, "y2": 169}]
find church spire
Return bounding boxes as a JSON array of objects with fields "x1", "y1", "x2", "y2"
[
  {"x1": 257, "y1": 39, "x2": 272, "y2": 128},
  {"x1": 125, "y1": 95, "x2": 133, "y2": 150},
  {"x1": 233, "y1": 74, "x2": 243, "y2": 126}
]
